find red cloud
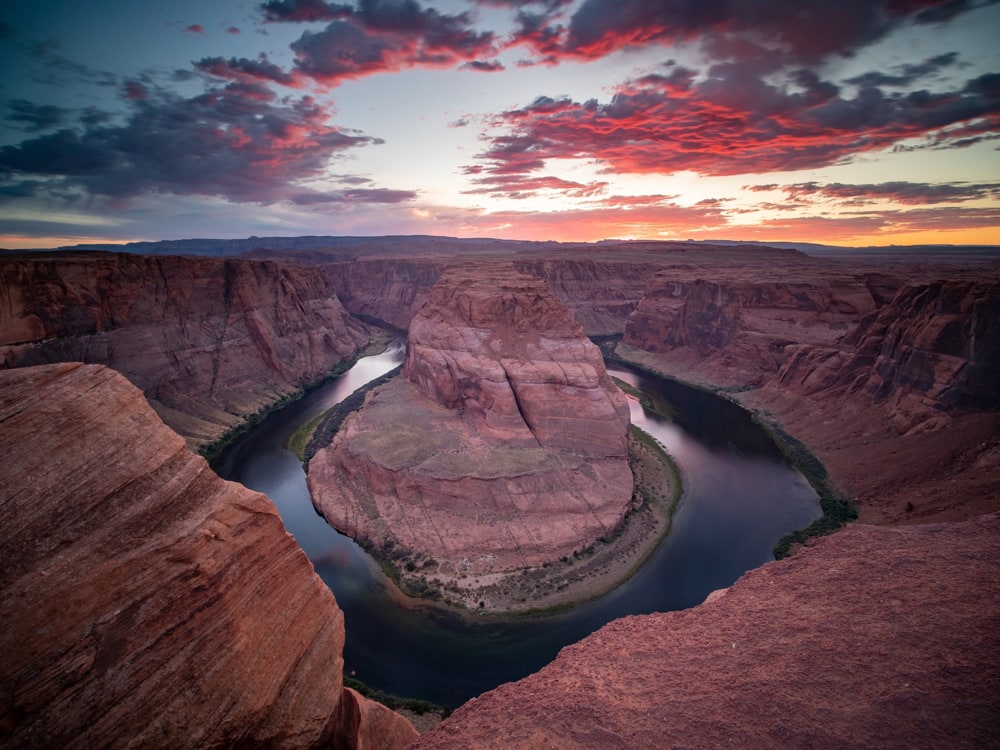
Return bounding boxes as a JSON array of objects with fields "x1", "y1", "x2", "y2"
[
  {"x1": 468, "y1": 68, "x2": 1000, "y2": 193},
  {"x1": 183, "y1": 24, "x2": 205, "y2": 35}
]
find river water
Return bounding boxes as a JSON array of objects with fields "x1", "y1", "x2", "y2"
[{"x1": 213, "y1": 343, "x2": 820, "y2": 708}]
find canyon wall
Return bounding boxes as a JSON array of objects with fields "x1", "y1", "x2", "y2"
[
  {"x1": 309, "y1": 267, "x2": 633, "y2": 608},
  {"x1": 0, "y1": 252, "x2": 371, "y2": 447},
  {"x1": 415, "y1": 512, "x2": 1000, "y2": 749},
  {"x1": 0, "y1": 363, "x2": 416, "y2": 749},
  {"x1": 619, "y1": 269, "x2": 1000, "y2": 524}
]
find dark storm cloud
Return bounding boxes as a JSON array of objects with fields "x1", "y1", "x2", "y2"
[
  {"x1": 0, "y1": 84, "x2": 383, "y2": 205},
  {"x1": 4, "y1": 100, "x2": 69, "y2": 131}
]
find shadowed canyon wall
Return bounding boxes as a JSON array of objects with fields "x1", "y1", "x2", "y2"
[
  {"x1": 0, "y1": 252, "x2": 371, "y2": 448},
  {"x1": 0, "y1": 363, "x2": 416, "y2": 749}
]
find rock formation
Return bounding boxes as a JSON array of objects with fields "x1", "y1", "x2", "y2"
[
  {"x1": 413, "y1": 513, "x2": 1000, "y2": 749},
  {"x1": 0, "y1": 252, "x2": 371, "y2": 448},
  {"x1": 308, "y1": 267, "x2": 633, "y2": 606},
  {"x1": 0, "y1": 362, "x2": 417, "y2": 749}
]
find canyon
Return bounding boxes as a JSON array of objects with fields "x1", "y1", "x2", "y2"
[
  {"x1": 1, "y1": 237, "x2": 998, "y2": 747},
  {"x1": 0, "y1": 252, "x2": 372, "y2": 449}
]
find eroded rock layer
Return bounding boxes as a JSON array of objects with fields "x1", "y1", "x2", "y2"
[
  {"x1": 309, "y1": 267, "x2": 632, "y2": 598},
  {"x1": 0, "y1": 252, "x2": 371, "y2": 447},
  {"x1": 0, "y1": 363, "x2": 416, "y2": 749},
  {"x1": 414, "y1": 513, "x2": 1000, "y2": 749}
]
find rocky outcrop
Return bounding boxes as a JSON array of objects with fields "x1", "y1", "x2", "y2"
[
  {"x1": 308, "y1": 267, "x2": 633, "y2": 608},
  {"x1": 0, "y1": 252, "x2": 371, "y2": 447},
  {"x1": 0, "y1": 362, "x2": 417, "y2": 749},
  {"x1": 413, "y1": 513, "x2": 1000, "y2": 749},
  {"x1": 780, "y1": 279, "x2": 1000, "y2": 433},
  {"x1": 327, "y1": 258, "x2": 445, "y2": 330}
]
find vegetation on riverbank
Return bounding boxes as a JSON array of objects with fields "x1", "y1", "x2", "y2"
[
  {"x1": 343, "y1": 676, "x2": 450, "y2": 723},
  {"x1": 298, "y1": 365, "x2": 403, "y2": 466},
  {"x1": 199, "y1": 331, "x2": 395, "y2": 466},
  {"x1": 605, "y1": 337, "x2": 858, "y2": 559}
]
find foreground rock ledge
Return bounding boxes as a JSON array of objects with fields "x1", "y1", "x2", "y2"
[
  {"x1": 414, "y1": 513, "x2": 1000, "y2": 749},
  {"x1": 309, "y1": 267, "x2": 633, "y2": 608},
  {"x1": 0, "y1": 363, "x2": 416, "y2": 749}
]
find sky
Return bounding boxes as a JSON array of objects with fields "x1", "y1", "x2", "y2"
[{"x1": 1, "y1": 0, "x2": 999, "y2": 249}]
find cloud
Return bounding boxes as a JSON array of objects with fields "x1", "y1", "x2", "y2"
[
  {"x1": 279, "y1": 0, "x2": 496, "y2": 85},
  {"x1": 467, "y1": 65, "x2": 1000, "y2": 191},
  {"x1": 183, "y1": 24, "x2": 205, "y2": 35},
  {"x1": 844, "y1": 52, "x2": 960, "y2": 89},
  {"x1": 556, "y1": 0, "x2": 995, "y2": 64},
  {"x1": 774, "y1": 180, "x2": 1000, "y2": 205},
  {"x1": 260, "y1": 0, "x2": 352, "y2": 22},
  {"x1": 4, "y1": 100, "x2": 69, "y2": 131},
  {"x1": 226, "y1": 26, "x2": 242, "y2": 34},
  {"x1": 461, "y1": 59, "x2": 505, "y2": 72},
  {"x1": 0, "y1": 84, "x2": 385, "y2": 206},
  {"x1": 456, "y1": 194, "x2": 729, "y2": 241},
  {"x1": 194, "y1": 55, "x2": 301, "y2": 86}
]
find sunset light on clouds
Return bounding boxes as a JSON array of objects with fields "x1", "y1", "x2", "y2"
[{"x1": 1, "y1": 0, "x2": 998, "y2": 248}]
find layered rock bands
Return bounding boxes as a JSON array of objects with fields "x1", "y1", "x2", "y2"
[
  {"x1": 308, "y1": 267, "x2": 633, "y2": 597},
  {"x1": 0, "y1": 252, "x2": 371, "y2": 448},
  {"x1": 0, "y1": 363, "x2": 417, "y2": 749}
]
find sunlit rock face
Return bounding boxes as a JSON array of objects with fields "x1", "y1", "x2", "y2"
[
  {"x1": 404, "y1": 266, "x2": 631, "y2": 457},
  {"x1": 0, "y1": 362, "x2": 417, "y2": 749},
  {"x1": 309, "y1": 266, "x2": 633, "y2": 584},
  {"x1": 0, "y1": 251, "x2": 371, "y2": 448}
]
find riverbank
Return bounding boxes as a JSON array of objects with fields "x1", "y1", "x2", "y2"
[
  {"x1": 201, "y1": 329, "x2": 394, "y2": 465},
  {"x1": 362, "y1": 423, "x2": 682, "y2": 615}
]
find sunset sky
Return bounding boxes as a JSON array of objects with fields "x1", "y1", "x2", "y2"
[{"x1": 1, "y1": 0, "x2": 998, "y2": 249}]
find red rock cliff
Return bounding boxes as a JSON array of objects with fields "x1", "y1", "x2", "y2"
[
  {"x1": 0, "y1": 252, "x2": 371, "y2": 447},
  {"x1": 0, "y1": 363, "x2": 417, "y2": 749}
]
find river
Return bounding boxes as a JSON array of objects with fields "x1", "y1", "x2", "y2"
[{"x1": 212, "y1": 343, "x2": 820, "y2": 708}]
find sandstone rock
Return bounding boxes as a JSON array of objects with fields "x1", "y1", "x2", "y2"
[
  {"x1": 404, "y1": 267, "x2": 630, "y2": 456},
  {"x1": 0, "y1": 363, "x2": 416, "y2": 749},
  {"x1": 413, "y1": 513, "x2": 1000, "y2": 749},
  {"x1": 0, "y1": 252, "x2": 371, "y2": 448},
  {"x1": 309, "y1": 267, "x2": 633, "y2": 603}
]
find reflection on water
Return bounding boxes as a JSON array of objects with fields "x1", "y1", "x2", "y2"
[{"x1": 213, "y1": 345, "x2": 820, "y2": 708}]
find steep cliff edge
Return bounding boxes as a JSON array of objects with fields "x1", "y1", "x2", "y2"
[
  {"x1": 0, "y1": 252, "x2": 371, "y2": 448},
  {"x1": 619, "y1": 272, "x2": 1000, "y2": 524},
  {"x1": 414, "y1": 513, "x2": 1000, "y2": 749},
  {"x1": 309, "y1": 267, "x2": 633, "y2": 610},
  {"x1": 0, "y1": 363, "x2": 417, "y2": 749}
]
